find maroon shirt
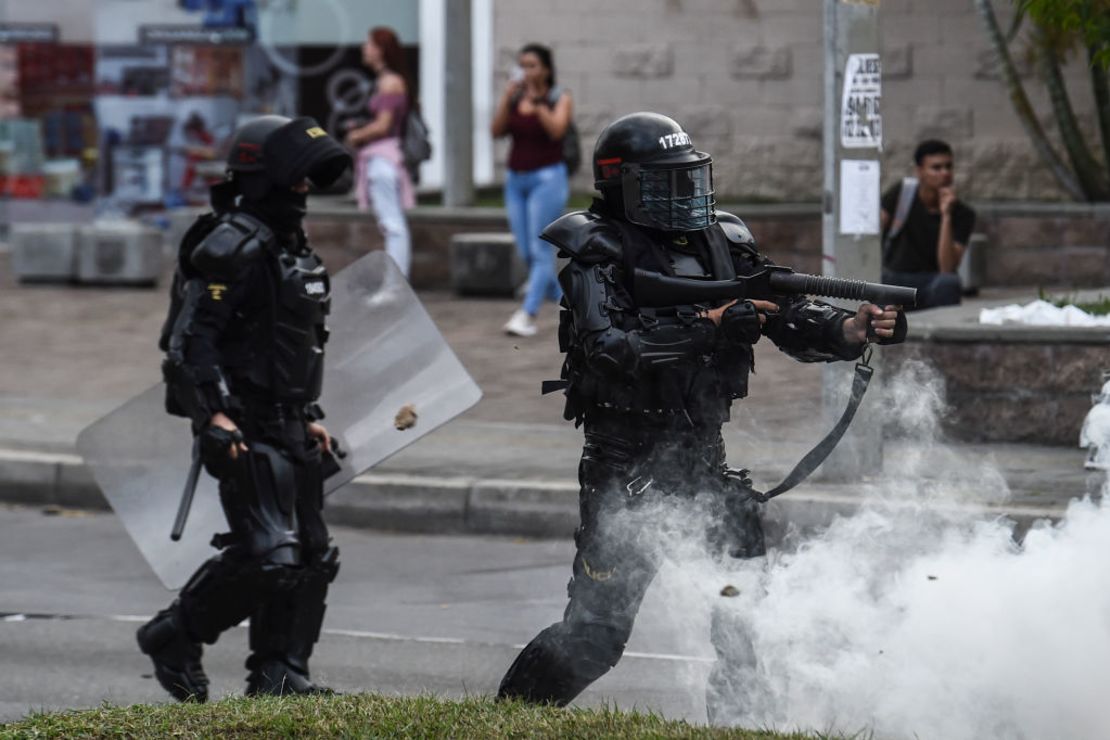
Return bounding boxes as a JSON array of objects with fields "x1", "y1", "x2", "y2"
[{"x1": 507, "y1": 96, "x2": 563, "y2": 172}]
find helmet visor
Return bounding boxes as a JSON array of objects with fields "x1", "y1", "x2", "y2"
[{"x1": 636, "y1": 161, "x2": 715, "y2": 231}]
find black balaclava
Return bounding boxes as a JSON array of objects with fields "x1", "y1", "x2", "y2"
[{"x1": 236, "y1": 173, "x2": 307, "y2": 238}]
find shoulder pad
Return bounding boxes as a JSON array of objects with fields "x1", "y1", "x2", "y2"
[
  {"x1": 190, "y1": 211, "x2": 272, "y2": 279},
  {"x1": 540, "y1": 211, "x2": 622, "y2": 264},
  {"x1": 716, "y1": 211, "x2": 757, "y2": 252}
]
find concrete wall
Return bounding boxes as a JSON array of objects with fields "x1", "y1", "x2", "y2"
[{"x1": 492, "y1": 0, "x2": 1103, "y2": 201}]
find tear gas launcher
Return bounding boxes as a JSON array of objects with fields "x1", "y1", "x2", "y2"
[
  {"x1": 632, "y1": 266, "x2": 917, "y2": 309},
  {"x1": 629, "y1": 266, "x2": 915, "y2": 504}
]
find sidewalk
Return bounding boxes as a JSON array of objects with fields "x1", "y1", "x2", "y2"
[{"x1": 0, "y1": 251, "x2": 1099, "y2": 541}]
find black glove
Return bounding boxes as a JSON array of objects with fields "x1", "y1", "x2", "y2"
[
  {"x1": 198, "y1": 425, "x2": 244, "y2": 478},
  {"x1": 718, "y1": 301, "x2": 764, "y2": 345},
  {"x1": 320, "y1": 436, "x2": 348, "y2": 480},
  {"x1": 867, "y1": 309, "x2": 908, "y2": 345}
]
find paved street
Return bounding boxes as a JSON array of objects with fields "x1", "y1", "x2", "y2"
[{"x1": 0, "y1": 503, "x2": 730, "y2": 724}]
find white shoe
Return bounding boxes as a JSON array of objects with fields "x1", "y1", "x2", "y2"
[{"x1": 503, "y1": 309, "x2": 537, "y2": 337}]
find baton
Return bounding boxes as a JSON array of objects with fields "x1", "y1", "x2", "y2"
[{"x1": 171, "y1": 435, "x2": 203, "y2": 542}]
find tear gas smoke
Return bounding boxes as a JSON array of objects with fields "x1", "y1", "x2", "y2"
[{"x1": 605, "y1": 361, "x2": 1110, "y2": 739}]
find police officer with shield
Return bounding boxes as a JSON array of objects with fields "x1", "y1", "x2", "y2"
[
  {"x1": 137, "y1": 116, "x2": 351, "y2": 701},
  {"x1": 496, "y1": 112, "x2": 907, "y2": 708}
]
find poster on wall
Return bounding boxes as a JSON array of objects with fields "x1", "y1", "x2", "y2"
[{"x1": 840, "y1": 53, "x2": 881, "y2": 149}]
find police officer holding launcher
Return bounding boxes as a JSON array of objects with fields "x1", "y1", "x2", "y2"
[
  {"x1": 497, "y1": 112, "x2": 907, "y2": 707},
  {"x1": 137, "y1": 116, "x2": 351, "y2": 701}
]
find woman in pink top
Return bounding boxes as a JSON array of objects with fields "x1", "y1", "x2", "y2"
[
  {"x1": 345, "y1": 26, "x2": 416, "y2": 278},
  {"x1": 491, "y1": 43, "x2": 573, "y2": 337}
]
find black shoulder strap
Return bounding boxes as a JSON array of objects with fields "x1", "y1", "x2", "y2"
[
  {"x1": 749, "y1": 348, "x2": 874, "y2": 502},
  {"x1": 702, "y1": 223, "x2": 738, "y2": 281}
]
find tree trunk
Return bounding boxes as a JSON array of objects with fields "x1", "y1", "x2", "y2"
[
  {"x1": 1036, "y1": 25, "x2": 1110, "y2": 199},
  {"x1": 1089, "y1": 46, "x2": 1110, "y2": 181},
  {"x1": 974, "y1": 0, "x2": 1085, "y2": 199}
]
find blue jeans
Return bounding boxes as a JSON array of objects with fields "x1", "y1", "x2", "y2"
[
  {"x1": 882, "y1": 270, "x2": 962, "y2": 310},
  {"x1": 505, "y1": 162, "x2": 568, "y2": 316},
  {"x1": 367, "y1": 156, "x2": 411, "y2": 277}
]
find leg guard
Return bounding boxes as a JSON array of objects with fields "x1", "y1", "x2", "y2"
[
  {"x1": 246, "y1": 546, "x2": 340, "y2": 696},
  {"x1": 499, "y1": 450, "x2": 657, "y2": 706},
  {"x1": 498, "y1": 604, "x2": 637, "y2": 706},
  {"x1": 176, "y1": 546, "x2": 299, "y2": 645},
  {"x1": 136, "y1": 606, "x2": 209, "y2": 703},
  {"x1": 218, "y1": 441, "x2": 303, "y2": 565}
]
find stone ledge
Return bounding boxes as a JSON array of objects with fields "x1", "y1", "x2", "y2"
[{"x1": 0, "y1": 449, "x2": 1084, "y2": 544}]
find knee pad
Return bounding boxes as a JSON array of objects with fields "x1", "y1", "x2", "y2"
[
  {"x1": 178, "y1": 548, "x2": 295, "y2": 644},
  {"x1": 563, "y1": 603, "x2": 636, "y2": 671}
]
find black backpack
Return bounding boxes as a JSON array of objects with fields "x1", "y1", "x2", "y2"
[
  {"x1": 548, "y1": 86, "x2": 581, "y2": 175},
  {"x1": 401, "y1": 106, "x2": 433, "y2": 182}
]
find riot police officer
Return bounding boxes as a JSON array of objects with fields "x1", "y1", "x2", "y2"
[
  {"x1": 137, "y1": 115, "x2": 351, "y2": 701},
  {"x1": 497, "y1": 112, "x2": 906, "y2": 707}
]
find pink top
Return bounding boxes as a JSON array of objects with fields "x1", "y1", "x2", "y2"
[{"x1": 368, "y1": 92, "x2": 408, "y2": 138}]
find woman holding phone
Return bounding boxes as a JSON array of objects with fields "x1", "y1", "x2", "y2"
[{"x1": 491, "y1": 43, "x2": 573, "y2": 337}]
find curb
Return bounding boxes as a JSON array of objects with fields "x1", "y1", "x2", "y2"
[{"x1": 0, "y1": 448, "x2": 1078, "y2": 542}]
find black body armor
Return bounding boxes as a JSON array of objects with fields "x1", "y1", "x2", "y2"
[
  {"x1": 547, "y1": 201, "x2": 861, "y2": 427},
  {"x1": 161, "y1": 210, "x2": 330, "y2": 427}
]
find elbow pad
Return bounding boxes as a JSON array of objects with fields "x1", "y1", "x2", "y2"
[
  {"x1": 766, "y1": 300, "x2": 861, "y2": 362},
  {"x1": 162, "y1": 360, "x2": 237, "y2": 427},
  {"x1": 586, "y1": 327, "x2": 640, "y2": 378}
]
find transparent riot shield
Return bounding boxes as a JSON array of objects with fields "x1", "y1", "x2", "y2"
[{"x1": 77, "y1": 252, "x2": 482, "y2": 589}]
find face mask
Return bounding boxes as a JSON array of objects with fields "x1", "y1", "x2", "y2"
[{"x1": 246, "y1": 187, "x2": 308, "y2": 234}]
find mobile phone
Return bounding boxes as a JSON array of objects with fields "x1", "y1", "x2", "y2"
[{"x1": 509, "y1": 66, "x2": 524, "y2": 83}]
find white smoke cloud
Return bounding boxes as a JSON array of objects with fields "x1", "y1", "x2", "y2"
[{"x1": 610, "y1": 361, "x2": 1110, "y2": 739}]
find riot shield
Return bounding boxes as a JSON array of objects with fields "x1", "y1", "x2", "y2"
[{"x1": 77, "y1": 252, "x2": 482, "y2": 589}]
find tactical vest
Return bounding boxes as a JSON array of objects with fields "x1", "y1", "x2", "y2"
[{"x1": 556, "y1": 215, "x2": 756, "y2": 426}]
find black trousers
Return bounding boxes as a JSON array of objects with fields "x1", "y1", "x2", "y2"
[
  {"x1": 171, "y1": 407, "x2": 338, "y2": 674},
  {"x1": 498, "y1": 414, "x2": 765, "y2": 706}
]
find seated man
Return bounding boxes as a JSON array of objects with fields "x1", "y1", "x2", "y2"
[{"x1": 881, "y1": 139, "x2": 976, "y2": 310}]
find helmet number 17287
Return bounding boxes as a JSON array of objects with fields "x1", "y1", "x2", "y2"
[{"x1": 658, "y1": 132, "x2": 691, "y2": 150}]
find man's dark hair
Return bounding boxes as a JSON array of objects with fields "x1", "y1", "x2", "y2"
[{"x1": 914, "y1": 139, "x2": 953, "y2": 165}]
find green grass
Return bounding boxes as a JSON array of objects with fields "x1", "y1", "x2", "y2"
[
  {"x1": 1038, "y1": 288, "x2": 1110, "y2": 315},
  {"x1": 0, "y1": 694, "x2": 847, "y2": 739}
]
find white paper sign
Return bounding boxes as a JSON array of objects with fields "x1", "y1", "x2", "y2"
[
  {"x1": 839, "y1": 159, "x2": 880, "y2": 235},
  {"x1": 841, "y1": 53, "x2": 882, "y2": 149}
]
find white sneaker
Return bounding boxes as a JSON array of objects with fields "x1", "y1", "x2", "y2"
[{"x1": 503, "y1": 309, "x2": 537, "y2": 337}]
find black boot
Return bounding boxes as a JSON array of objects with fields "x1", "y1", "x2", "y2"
[
  {"x1": 136, "y1": 607, "x2": 209, "y2": 703},
  {"x1": 244, "y1": 547, "x2": 339, "y2": 697},
  {"x1": 245, "y1": 655, "x2": 332, "y2": 696}
]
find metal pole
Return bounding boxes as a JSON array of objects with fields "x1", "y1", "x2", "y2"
[
  {"x1": 443, "y1": 0, "x2": 474, "y2": 206},
  {"x1": 820, "y1": 0, "x2": 884, "y2": 480}
]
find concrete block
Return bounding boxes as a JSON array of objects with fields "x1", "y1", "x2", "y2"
[
  {"x1": 55, "y1": 460, "x2": 108, "y2": 509},
  {"x1": 449, "y1": 232, "x2": 526, "y2": 297},
  {"x1": 729, "y1": 45, "x2": 792, "y2": 80},
  {"x1": 77, "y1": 221, "x2": 163, "y2": 286},
  {"x1": 611, "y1": 43, "x2": 675, "y2": 79},
  {"x1": 11, "y1": 223, "x2": 78, "y2": 282},
  {"x1": 326, "y1": 474, "x2": 470, "y2": 534},
  {"x1": 467, "y1": 480, "x2": 578, "y2": 538},
  {"x1": 880, "y1": 13, "x2": 940, "y2": 46},
  {"x1": 974, "y1": 48, "x2": 1035, "y2": 81},
  {"x1": 0, "y1": 452, "x2": 57, "y2": 505},
  {"x1": 883, "y1": 44, "x2": 914, "y2": 80},
  {"x1": 913, "y1": 105, "x2": 974, "y2": 140}
]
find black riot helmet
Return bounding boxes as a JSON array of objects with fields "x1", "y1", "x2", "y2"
[
  {"x1": 593, "y1": 112, "x2": 715, "y2": 232},
  {"x1": 225, "y1": 115, "x2": 351, "y2": 202}
]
